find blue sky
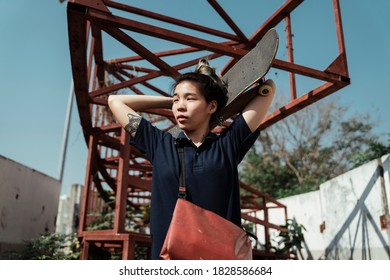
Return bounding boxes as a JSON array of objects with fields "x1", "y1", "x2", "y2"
[{"x1": 0, "y1": 0, "x2": 389, "y2": 196}]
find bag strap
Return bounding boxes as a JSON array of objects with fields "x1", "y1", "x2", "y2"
[
  {"x1": 176, "y1": 142, "x2": 258, "y2": 241},
  {"x1": 177, "y1": 146, "x2": 187, "y2": 199}
]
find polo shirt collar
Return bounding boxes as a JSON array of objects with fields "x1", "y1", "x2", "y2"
[{"x1": 176, "y1": 130, "x2": 218, "y2": 146}]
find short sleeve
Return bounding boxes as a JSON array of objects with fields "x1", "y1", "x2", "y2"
[
  {"x1": 129, "y1": 117, "x2": 168, "y2": 162},
  {"x1": 221, "y1": 114, "x2": 260, "y2": 163}
]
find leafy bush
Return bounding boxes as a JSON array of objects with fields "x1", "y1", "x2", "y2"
[{"x1": 2, "y1": 233, "x2": 80, "y2": 260}]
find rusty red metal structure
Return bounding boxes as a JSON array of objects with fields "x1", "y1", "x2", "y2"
[{"x1": 66, "y1": 0, "x2": 350, "y2": 259}]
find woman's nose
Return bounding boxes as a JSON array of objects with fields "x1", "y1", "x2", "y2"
[{"x1": 177, "y1": 100, "x2": 186, "y2": 111}]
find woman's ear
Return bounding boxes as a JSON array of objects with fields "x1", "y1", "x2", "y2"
[{"x1": 209, "y1": 100, "x2": 218, "y2": 114}]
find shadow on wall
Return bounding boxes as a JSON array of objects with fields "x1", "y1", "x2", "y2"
[{"x1": 283, "y1": 155, "x2": 390, "y2": 260}]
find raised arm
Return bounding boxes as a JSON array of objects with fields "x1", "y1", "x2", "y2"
[
  {"x1": 241, "y1": 79, "x2": 276, "y2": 132},
  {"x1": 108, "y1": 94, "x2": 172, "y2": 137}
]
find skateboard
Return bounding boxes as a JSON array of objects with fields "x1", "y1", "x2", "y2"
[{"x1": 169, "y1": 28, "x2": 279, "y2": 137}]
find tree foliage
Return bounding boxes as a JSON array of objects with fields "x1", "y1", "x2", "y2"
[
  {"x1": 240, "y1": 97, "x2": 386, "y2": 199},
  {"x1": 351, "y1": 135, "x2": 390, "y2": 167}
]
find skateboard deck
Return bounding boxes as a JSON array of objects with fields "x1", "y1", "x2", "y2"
[{"x1": 169, "y1": 28, "x2": 279, "y2": 137}]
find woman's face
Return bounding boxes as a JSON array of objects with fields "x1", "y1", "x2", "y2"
[{"x1": 172, "y1": 81, "x2": 216, "y2": 132}]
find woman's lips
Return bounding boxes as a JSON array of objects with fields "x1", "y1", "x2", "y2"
[{"x1": 176, "y1": 115, "x2": 188, "y2": 122}]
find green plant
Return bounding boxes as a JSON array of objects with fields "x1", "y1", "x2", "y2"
[
  {"x1": 271, "y1": 219, "x2": 306, "y2": 259},
  {"x1": 2, "y1": 233, "x2": 80, "y2": 260}
]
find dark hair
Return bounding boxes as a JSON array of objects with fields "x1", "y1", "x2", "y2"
[{"x1": 172, "y1": 59, "x2": 228, "y2": 124}]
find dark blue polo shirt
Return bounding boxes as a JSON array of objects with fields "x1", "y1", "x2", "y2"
[{"x1": 130, "y1": 114, "x2": 259, "y2": 259}]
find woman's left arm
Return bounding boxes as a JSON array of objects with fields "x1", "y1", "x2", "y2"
[{"x1": 241, "y1": 79, "x2": 276, "y2": 132}]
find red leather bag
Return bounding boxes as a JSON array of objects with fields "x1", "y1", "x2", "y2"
[{"x1": 160, "y1": 146, "x2": 253, "y2": 260}]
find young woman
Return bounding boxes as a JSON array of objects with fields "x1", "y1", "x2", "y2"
[{"x1": 108, "y1": 59, "x2": 275, "y2": 259}]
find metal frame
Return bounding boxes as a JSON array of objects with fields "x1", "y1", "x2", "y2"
[{"x1": 66, "y1": 0, "x2": 350, "y2": 259}]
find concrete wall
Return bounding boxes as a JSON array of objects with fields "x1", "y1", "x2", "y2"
[
  {"x1": 276, "y1": 154, "x2": 390, "y2": 260},
  {"x1": 0, "y1": 155, "x2": 61, "y2": 256}
]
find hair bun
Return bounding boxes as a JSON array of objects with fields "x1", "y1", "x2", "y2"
[
  {"x1": 196, "y1": 59, "x2": 215, "y2": 75},
  {"x1": 195, "y1": 59, "x2": 225, "y2": 88}
]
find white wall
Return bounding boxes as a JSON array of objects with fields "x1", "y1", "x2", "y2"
[
  {"x1": 0, "y1": 156, "x2": 61, "y2": 255},
  {"x1": 274, "y1": 190, "x2": 325, "y2": 259},
  {"x1": 277, "y1": 154, "x2": 390, "y2": 260}
]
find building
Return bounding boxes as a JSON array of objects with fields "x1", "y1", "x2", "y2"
[
  {"x1": 0, "y1": 155, "x2": 61, "y2": 257},
  {"x1": 56, "y1": 184, "x2": 83, "y2": 235}
]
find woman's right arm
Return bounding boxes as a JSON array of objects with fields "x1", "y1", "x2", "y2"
[{"x1": 108, "y1": 94, "x2": 172, "y2": 137}]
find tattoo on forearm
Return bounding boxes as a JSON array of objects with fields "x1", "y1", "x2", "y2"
[{"x1": 124, "y1": 113, "x2": 141, "y2": 137}]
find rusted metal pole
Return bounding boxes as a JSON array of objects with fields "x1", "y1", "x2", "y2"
[
  {"x1": 285, "y1": 14, "x2": 297, "y2": 100},
  {"x1": 78, "y1": 133, "x2": 98, "y2": 233},
  {"x1": 332, "y1": 0, "x2": 349, "y2": 76},
  {"x1": 264, "y1": 202, "x2": 270, "y2": 252},
  {"x1": 113, "y1": 129, "x2": 131, "y2": 232}
]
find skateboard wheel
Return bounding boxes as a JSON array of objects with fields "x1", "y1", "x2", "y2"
[{"x1": 258, "y1": 84, "x2": 272, "y2": 96}]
